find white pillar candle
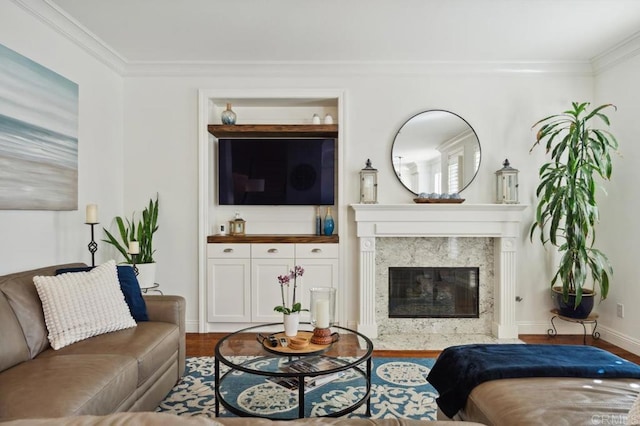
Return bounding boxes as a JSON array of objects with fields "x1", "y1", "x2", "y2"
[
  {"x1": 315, "y1": 299, "x2": 330, "y2": 329},
  {"x1": 85, "y1": 204, "x2": 98, "y2": 224},
  {"x1": 128, "y1": 241, "x2": 140, "y2": 255}
]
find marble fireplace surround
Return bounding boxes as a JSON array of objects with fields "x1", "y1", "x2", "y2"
[{"x1": 350, "y1": 203, "x2": 527, "y2": 340}]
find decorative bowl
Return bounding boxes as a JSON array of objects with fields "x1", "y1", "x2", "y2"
[{"x1": 288, "y1": 336, "x2": 310, "y2": 350}]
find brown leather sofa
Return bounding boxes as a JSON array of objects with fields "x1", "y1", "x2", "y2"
[
  {"x1": 0, "y1": 412, "x2": 485, "y2": 425},
  {"x1": 0, "y1": 263, "x2": 186, "y2": 421},
  {"x1": 445, "y1": 376, "x2": 640, "y2": 425}
]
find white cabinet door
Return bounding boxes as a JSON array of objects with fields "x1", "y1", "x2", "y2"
[
  {"x1": 251, "y1": 244, "x2": 296, "y2": 323},
  {"x1": 295, "y1": 244, "x2": 339, "y2": 324},
  {"x1": 206, "y1": 257, "x2": 251, "y2": 322},
  {"x1": 252, "y1": 257, "x2": 295, "y2": 322}
]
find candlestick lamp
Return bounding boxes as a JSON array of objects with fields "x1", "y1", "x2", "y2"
[
  {"x1": 129, "y1": 240, "x2": 140, "y2": 275},
  {"x1": 84, "y1": 204, "x2": 99, "y2": 267}
]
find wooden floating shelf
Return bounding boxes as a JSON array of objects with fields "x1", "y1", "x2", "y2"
[
  {"x1": 208, "y1": 124, "x2": 338, "y2": 138},
  {"x1": 207, "y1": 234, "x2": 339, "y2": 244}
]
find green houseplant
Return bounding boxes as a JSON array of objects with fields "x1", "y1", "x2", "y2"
[
  {"x1": 102, "y1": 195, "x2": 159, "y2": 289},
  {"x1": 530, "y1": 102, "x2": 618, "y2": 318}
]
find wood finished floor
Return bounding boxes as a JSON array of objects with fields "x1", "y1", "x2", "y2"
[{"x1": 186, "y1": 333, "x2": 640, "y2": 365}]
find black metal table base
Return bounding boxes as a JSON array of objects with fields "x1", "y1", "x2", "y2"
[{"x1": 548, "y1": 313, "x2": 600, "y2": 345}]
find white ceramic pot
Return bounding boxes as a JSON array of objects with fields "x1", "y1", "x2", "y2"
[
  {"x1": 135, "y1": 262, "x2": 157, "y2": 290},
  {"x1": 283, "y1": 312, "x2": 300, "y2": 337}
]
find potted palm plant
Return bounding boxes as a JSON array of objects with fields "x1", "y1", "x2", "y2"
[
  {"x1": 530, "y1": 102, "x2": 618, "y2": 318},
  {"x1": 103, "y1": 194, "x2": 159, "y2": 289}
]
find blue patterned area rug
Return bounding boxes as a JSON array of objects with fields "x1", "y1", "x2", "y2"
[{"x1": 157, "y1": 356, "x2": 438, "y2": 420}]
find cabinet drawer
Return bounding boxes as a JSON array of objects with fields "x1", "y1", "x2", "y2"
[
  {"x1": 295, "y1": 243, "x2": 339, "y2": 259},
  {"x1": 207, "y1": 243, "x2": 250, "y2": 258},
  {"x1": 251, "y1": 243, "x2": 295, "y2": 258}
]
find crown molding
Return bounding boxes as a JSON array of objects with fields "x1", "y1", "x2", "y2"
[
  {"x1": 123, "y1": 60, "x2": 593, "y2": 77},
  {"x1": 12, "y1": 0, "x2": 127, "y2": 74},
  {"x1": 14, "y1": 0, "x2": 599, "y2": 78},
  {"x1": 592, "y1": 30, "x2": 640, "y2": 75}
]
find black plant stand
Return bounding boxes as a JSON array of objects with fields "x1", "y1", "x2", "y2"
[{"x1": 547, "y1": 309, "x2": 600, "y2": 345}]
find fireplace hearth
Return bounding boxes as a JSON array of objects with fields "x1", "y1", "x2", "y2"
[{"x1": 389, "y1": 267, "x2": 479, "y2": 318}]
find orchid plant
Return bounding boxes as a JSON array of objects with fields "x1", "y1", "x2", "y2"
[{"x1": 274, "y1": 265, "x2": 308, "y2": 315}]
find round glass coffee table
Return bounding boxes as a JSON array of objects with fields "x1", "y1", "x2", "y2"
[{"x1": 214, "y1": 323, "x2": 374, "y2": 419}]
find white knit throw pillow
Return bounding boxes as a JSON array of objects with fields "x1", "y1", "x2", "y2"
[{"x1": 34, "y1": 260, "x2": 136, "y2": 350}]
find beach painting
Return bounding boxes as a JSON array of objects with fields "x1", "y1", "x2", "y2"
[{"x1": 0, "y1": 43, "x2": 79, "y2": 210}]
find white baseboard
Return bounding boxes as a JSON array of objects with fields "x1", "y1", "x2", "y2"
[
  {"x1": 597, "y1": 325, "x2": 640, "y2": 357},
  {"x1": 185, "y1": 320, "x2": 199, "y2": 333}
]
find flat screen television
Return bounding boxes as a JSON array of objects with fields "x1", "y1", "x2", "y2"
[{"x1": 218, "y1": 138, "x2": 335, "y2": 205}]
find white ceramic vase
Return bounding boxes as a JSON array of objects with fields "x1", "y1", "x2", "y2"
[
  {"x1": 135, "y1": 262, "x2": 157, "y2": 290},
  {"x1": 283, "y1": 312, "x2": 300, "y2": 337}
]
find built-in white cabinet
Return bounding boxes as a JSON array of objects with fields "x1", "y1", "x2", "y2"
[{"x1": 207, "y1": 242, "x2": 339, "y2": 325}]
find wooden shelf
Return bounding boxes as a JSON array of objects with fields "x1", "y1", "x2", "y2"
[
  {"x1": 208, "y1": 124, "x2": 338, "y2": 138},
  {"x1": 207, "y1": 234, "x2": 339, "y2": 244}
]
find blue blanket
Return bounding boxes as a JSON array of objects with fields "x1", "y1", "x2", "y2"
[{"x1": 426, "y1": 344, "x2": 640, "y2": 418}]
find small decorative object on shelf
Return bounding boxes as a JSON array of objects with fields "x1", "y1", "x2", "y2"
[
  {"x1": 315, "y1": 206, "x2": 322, "y2": 236},
  {"x1": 323, "y1": 207, "x2": 334, "y2": 236},
  {"x1": 324, "y1": 114, "x2": 334, "y2": 124},
  {"x1": 360, "y1": 159, "x2": 378, "y2": 203},
  {"x1": 413, "y1": 193, "x2": 465, "y2": 203},
  {"x1": 221, "y1": 103, "x2": 237, "y2": 125},
  {"x1": 495, "y1": 159, "x2": 519, "y2": 204},
  {"x1": 85, "y1": 204, "x2": 99, "y2": 267},
  {"x1": 309, "y1": 287, "x2": 336, "y2": 345},
  {"x1": 312, "y1": 114, "x2": 321, "y2": 124},
  {"x1": 274, "y1": 266, "x2": 308, "y2": 337},
  {"x1": 229, "y1": 212, "x2": 246, "y2": 236}
]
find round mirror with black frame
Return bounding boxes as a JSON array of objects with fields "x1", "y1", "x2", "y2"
[{"x1": 391, "y1": 110, "x2": 481, "y2": 197}]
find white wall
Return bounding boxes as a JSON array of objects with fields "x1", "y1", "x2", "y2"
[
  {"x1": 594, "y1": 53, "x2": 640, "y2": 354},
  {"x1": 0, "y1": 2, "x2": 124, "y2": 274},
  {"x1": 5, "y1": 2, "x2": 638, "y2": 354},
  {"x1": 122, "y1": 70, "x2": 595, "y2": 333}
]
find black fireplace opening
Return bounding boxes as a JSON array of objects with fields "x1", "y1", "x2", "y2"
[{"x1": 388, "y1": 267, "x2": 479, "y2": 318}]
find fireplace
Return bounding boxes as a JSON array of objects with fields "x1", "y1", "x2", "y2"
[
  {"x1": 376, "y1": 237, "x2": 493, "y2": 336},
  {"x1": 351, "y1": 203, "x2": 527, "y2": 339},
  {"x1": 388, "y1": 267, "x2": 479, "y2": 318}
]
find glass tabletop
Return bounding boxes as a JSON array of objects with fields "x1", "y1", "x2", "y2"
[{"x1": 215, "y1": 322, "x2": 373, "y2": 376}]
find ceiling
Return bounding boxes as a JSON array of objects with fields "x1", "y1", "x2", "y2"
[{"x1": 49, "y1": 0, "x2": 640, "y2": 64}]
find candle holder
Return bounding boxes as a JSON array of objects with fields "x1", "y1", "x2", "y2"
[
  {"x1": 311, "y1": 327, "x2": 334, "y2": 345},
  {"x1": 85, "y1": 222, "x2": 99, "y2": 267},
  {"x1": 309, "y1": 287, "x2": 336, "y2": 345},
  {"x1": 131, "y1": 254, "x2": 139, "y2": 276}
]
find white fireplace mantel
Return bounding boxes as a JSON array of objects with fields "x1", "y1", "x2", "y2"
[{"x1": 350, "y1": 203, "x2": 528, "y2": 339}]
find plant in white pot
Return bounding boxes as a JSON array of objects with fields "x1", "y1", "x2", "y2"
[
  {"x1": 103, "y1": 195, "x2": 159, "y2": 289},
  {"x1": 530, "y1": 102, "x2": 618, "y2": 318}
]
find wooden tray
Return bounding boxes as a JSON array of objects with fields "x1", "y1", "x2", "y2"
[
  {"x1": 261, "y1": 331, "x2": 331, "y2": 355},
  {"x1": 413, "y1": 198, "x2": 465, "y2": 204}
]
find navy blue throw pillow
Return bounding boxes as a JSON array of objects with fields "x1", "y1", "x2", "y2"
[
  {"x1": 55, "y1": 264, "x2": 149, "y2": 322},
  {"x1": 115, "y1": 265, "x2": 149, "y2": 321}
]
